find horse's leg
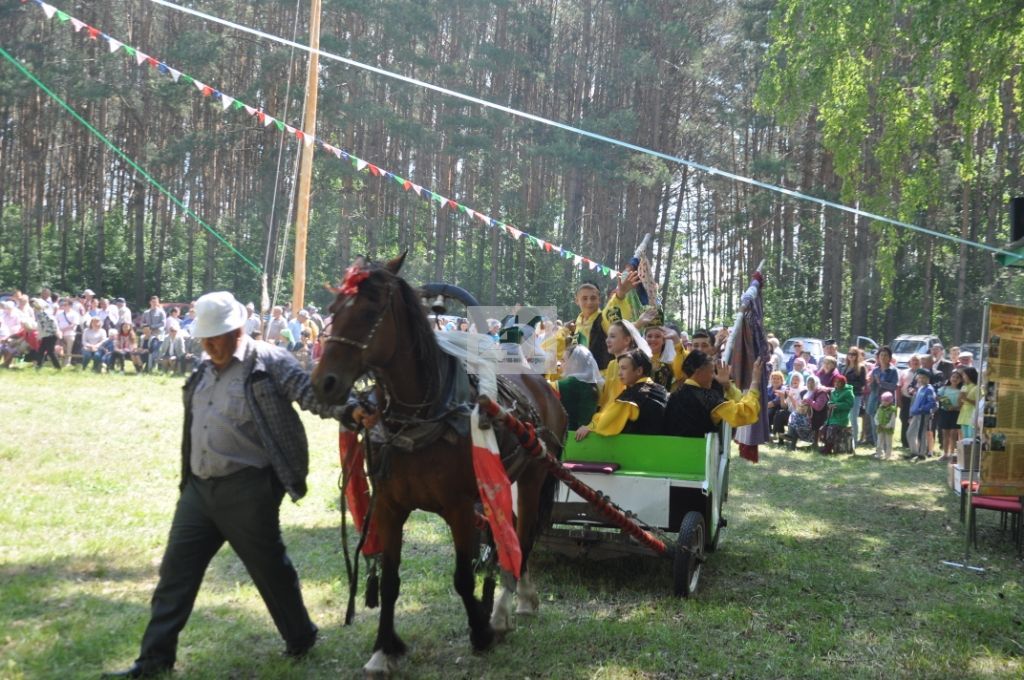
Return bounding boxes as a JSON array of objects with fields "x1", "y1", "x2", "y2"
[
  {"x1": 512, "y1": 464, "x2": 549, "y2": 616},
  {"x1": 490, "y1": 569, "x2": 517, "y2": 633},
  {"x1": 448, "y1": 507, "x2": 496, "y2": 651},
  {"x1": 364, "y1": 501, "x2": 409, "y2": 676}
]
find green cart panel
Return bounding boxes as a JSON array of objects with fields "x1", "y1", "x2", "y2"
[{"x1": 563, "y1": 434, "x2": 707, "y2": 482}]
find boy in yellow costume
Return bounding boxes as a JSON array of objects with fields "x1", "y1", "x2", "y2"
[{"x1": 569, "y1": 272, "x2": 640, "y2": 368}]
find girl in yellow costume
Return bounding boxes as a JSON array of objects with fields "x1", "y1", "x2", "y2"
[
  {"x1": 597, "y1": 320, "x2": 651, "y2": 409},
  {"x1": 576, "y1": 349, "x2": 668, "y2": 440}
]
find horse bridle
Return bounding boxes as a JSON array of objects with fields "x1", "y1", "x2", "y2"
[
  {"x1": 323, "y1": 278, "x2": 439, "y2": 416},
  {"x1": 324, "y1": 279, "x2": 393, "y2": 354}
]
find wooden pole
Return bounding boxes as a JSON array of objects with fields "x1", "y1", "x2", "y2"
[{"x1": 291, "y1": 0, "x2": 321, "y2": 315}]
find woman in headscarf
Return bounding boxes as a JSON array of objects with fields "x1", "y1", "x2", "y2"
[
  {"x1": 821, "y1": 375, "x2": 854, "y2": 454},
  {"x1": 576, "y1": 349, "x2": 668, "y2": 440},
  {"x1": 555, "y1": 344, "x2": 604, "y2": 430}
]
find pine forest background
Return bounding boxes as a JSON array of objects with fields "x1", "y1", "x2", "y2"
[{"x1": 1, "y1": 0, "x2": 1023, "y2": 344}]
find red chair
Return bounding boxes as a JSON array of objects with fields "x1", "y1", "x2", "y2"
[
  {"x1": 959, "y1": 480, "x2": 979, "y2": 523},
  {"x1": 968, "y1": 495, "x2": 1023, "y2": 555}
]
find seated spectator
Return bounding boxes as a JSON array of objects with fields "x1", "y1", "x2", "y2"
[
  {"x1": 80, "y1": 316, "x2": 109, "y2": 372},
  {"x1": 110, "y1": 321, "x2": 141, "y2": 373},
  {"x1": 132, "y1": 326, "x2": 156, "y2": 373},
  {"x1": 663, "y1": 351, "x2": 762, "y2": 438},
  {"x1": 556, "y1": 344, "x2": 604, "y2": 430},
  {"x1": 184, "y1": 332, "x2": 203, "y2": 374},
  {"x1": 787, "y1": 357, "x2": 811, "y2": 385},
  {"x1": 158, "y1": 325, "x2": 188, "y2": 375},
  {"x1": 576, "y1": 349, "x2": 667, "y2": 440},
  {"x1": 821, "y1": 375, "x2": 855, "y2": 454},
  {"x1": 597, "y1": 320, "x2": 644, "y2": 409}
]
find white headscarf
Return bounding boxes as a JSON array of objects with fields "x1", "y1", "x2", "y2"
[
  {"x1": 619, "y1": 319, "x2": 652, "y2": 358},
  {"x1": 561, "y1": 344, "x2": 604, "y2": 387}
]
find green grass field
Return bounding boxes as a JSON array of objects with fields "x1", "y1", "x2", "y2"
[{"x1": 1, "y1": 368, "x2": 1021, "y2": 679}]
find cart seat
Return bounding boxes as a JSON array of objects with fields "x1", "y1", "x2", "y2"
[{"x1": 563, "y1": 434, "x2": 708, "y2": 482}]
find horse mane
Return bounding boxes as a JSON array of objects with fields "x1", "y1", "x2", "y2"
[{"x1": 370, "y1": 262, "x2": 441, "y2": 387}]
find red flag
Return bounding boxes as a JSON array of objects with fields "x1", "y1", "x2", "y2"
[
  {"x1": 338, "y1": 431, "x2": 381, "y2": 556},
  {"x1": 470, "y1": 407, "x2": 521, "y2": 578}
]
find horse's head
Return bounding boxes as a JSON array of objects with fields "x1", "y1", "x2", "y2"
[{"x1": 312, "y1": 252, "x2": 407, "y2": 404}]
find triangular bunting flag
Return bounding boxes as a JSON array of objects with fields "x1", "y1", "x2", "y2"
[
  {"x1": 107, "y1": 38, "x2": 123, "y2": 54},
  {"x1": 508, "y1": 227, "x2": 522, "y2": 240},
  {"x1": 232, "y1": 100, "x2": 244, "y2": 111},
  {"x1": 411, "y1": 184, "x2": 422, "y2": 195},
  {"x1": 303, "y1": 133, "x2": 314, "y2": 147},
  {"x1": 544, "y1": 242, "x2": 553, "y2": 252},
  {"x1": 220, "y1": 94, "x2": 234, "y2": 110},
  {"x1": 476, "y1": 212, "x2": 490, "y2": 224},
  {"x1": 41, "y1": 3, "x2": 57, "y2": 19},
  {"x1": 124, "y1": 46, "x2": 136, "y2": 57},
  {"x1": 244, "y1": 105, "x2": 257, "y2": 116},
  {"x1": 284, "y1": 124, "x2": 296, "y2": 136},
  {"x1": 70, "y1": 17, "x2": 85, "y2": 32},
  {"x1": 262, "y1": 114, "x2": 274, "y2": 127},
  {"x1": 355, "y1": 159, "x2": 368, "y2": 172},
  {"x1": 56, "y1": 10, "x2": 70, "y2": 22},
  {"x1": 367, "y1": 164, "x2": 381, "y2": 176},
  {"x1": 331, "y1": 146, "x2": 343, "y2": 159},
  {"x1": 135, "y1": 50, "x2": 148, "y2": 66},
  {"x1": 573, "y1": 255, "x2": 583, "y2": 266},
  {"x1": 146, "y1": 56, "x2": 159, "y2": 68},
  {"x1": 402, "y1": 180, "x2": 412, "y2": 191},
  {"x1": 193, "y1": 79, "x2": 206, "y2": 93},
  {"x1": 87, "y1": 27, "x2": 100, "y2": 40},
  {"x1": 447, "y1": 199, "x2": 458, "y2": 210},
  {"x1": 274, "y1": 120, "x2": 285, "y2": 131},
  {"x1": 168, "y1": 67, "x2": 181, "y2": 81}
]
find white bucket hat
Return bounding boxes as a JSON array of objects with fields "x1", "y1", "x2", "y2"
[{"x1": 191, "y1": 291, "x2": 246, "y2": 339}]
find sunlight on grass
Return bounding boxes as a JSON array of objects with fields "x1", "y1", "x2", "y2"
[{"x1": 2, "y1": 371, "x2": 1023, "y2": 678}]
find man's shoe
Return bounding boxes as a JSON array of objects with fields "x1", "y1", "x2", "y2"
[{"x1": 101, "y1": 662, "x2": 172, "y2": 678}]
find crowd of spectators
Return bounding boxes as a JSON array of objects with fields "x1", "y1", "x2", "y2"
[{"x1": 0, "y1": 287, "x2": 326, "y2": 375}]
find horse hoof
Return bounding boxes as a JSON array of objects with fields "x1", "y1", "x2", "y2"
[
  {"x1": 470, "y1": 625, "x2": 497, "y2": 652},
  {"x1": 490, "y1": 608, "x2": 515, "y2": 634},
  {"x1": 363, "y1": 650, "x2": 398, "y2": 677},
  {"x1": 516, "y1": 593, "x2": 540, "y2": 615}
]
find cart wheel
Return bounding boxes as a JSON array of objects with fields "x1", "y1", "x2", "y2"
[{"x1": 673, "y1": 511, "x2": 706, "y2": 597}]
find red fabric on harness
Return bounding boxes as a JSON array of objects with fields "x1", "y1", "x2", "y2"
[
  {"x1": 338, "y1": 431, "x2": 381, "y2": 556},
  {"x1": 471, "y1": 413, "x2": 522, "y2": 579}
]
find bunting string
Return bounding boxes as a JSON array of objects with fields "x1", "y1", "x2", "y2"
[{"x1": 21, "y1": 0, "x2": 623, "y2": 279}]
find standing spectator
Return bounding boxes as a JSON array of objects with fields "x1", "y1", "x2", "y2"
[
  {"x1": 243, "y1": 303, "x2": 262, "y2": 337},
  {"x1": 904, "y1": 369, "x2": 937, "y2": 461},
  {"x1": 113, "y1": 297, "x2": 132, "y2": 327},
  {"x1": 949, "y1": 346, "x2": 961, "y2": 367},
  {"x1": 766, "y1": 370, "x2": 788, "y2": 444},
  {"x1": 897, "y1": 354, "x2": 922, "y2": 448},
  {"x1": 785, "y1": 340, "x2": 817, "y2": 372},
  {"x1": 81, "y1": 317, "x2": 109, "y2": 372},
  {"x1": 815, "y1": 356, "x2": 841, "y2": 389},
  {"x1": 843, "y1": 347, "x2": 867, "y2": 446},
  {"x1": 865, "y1": 346, "x2": 899, "y2": 447},
  {"x1": 768, "y1": 336, "x2": 785, "y2": 373},
  {"x1": 936, "y1": 370, "x2": 962, "y2": 461},
  {"x1": 930, "y1": 343, "x2": 953, "y2": 383},
  {"x1": 97, "y1": 298, "x2": 114, "y2": 331},
  {"x1": 803, "y1": 374, "x2": 830, "y2": 449},
  {"x1": 56, "y1": 299, "x2": 80, "y2": 367},
  {"x1": 821, "y1": 375, "x2": 854, "y2": 454},
  {"x1": 957, "y1": 367, "x2": 980, "y2": 440},
  {"x1": 1, "y1": 300, "x2": 26, "y2": 368},
  {"x1": 180, "y1": 307, "x2": 197, "y2": 335},
  {"x1": 873, "y1": 392, "x2": 898, "y2": 460},
  {"x1": 296, "y1": 310, "x2": 318, "y2": 344},
  {"x1": 31, "y1": 298, "x2": 61, "y2": 370},
  {"x1": 141, "y1": 296, "x2": 167, "y2": 338},
  {"x1": 306, "y1": 304, "x2": 324, "y2": 335},
  {"x1": 823, "y1": 338, "x2": 839, "y2": 363},
  {"x1": 265, "y1": 306, "x2": 287, "y2": 346}
]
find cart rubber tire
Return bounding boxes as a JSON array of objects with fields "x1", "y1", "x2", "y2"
[{"x1": 673, "y1": 511, "x2": 706, "y2": 597}]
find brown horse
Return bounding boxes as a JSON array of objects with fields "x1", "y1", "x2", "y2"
[{"x1": 312, "y1": 253, "x2": 566, "y2": 674}]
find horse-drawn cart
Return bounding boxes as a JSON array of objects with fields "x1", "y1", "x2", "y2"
[{"x1": 539, "y1": 427, "x2": 733, "y2": 596}]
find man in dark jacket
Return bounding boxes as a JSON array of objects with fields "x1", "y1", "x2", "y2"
[{"x1": 104, "y1": 292, "x2": 345, "y2": 678}]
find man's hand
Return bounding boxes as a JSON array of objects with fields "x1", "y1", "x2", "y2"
[
  {"x1": 575, "y1": 425, "x2": 592, "y2": 442},
  {"x1": 714, "y1": 360, "x2": 732, "y2": 386},
  {"x1": 614, "y1": 271, "x2": 640, "y2": 299},
  {"x1": 352, "y1": 405, "x2": 379, "y2": 429},
  {"x1": 714, "y1": 327, "x2": 730, "y2": 349}
]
